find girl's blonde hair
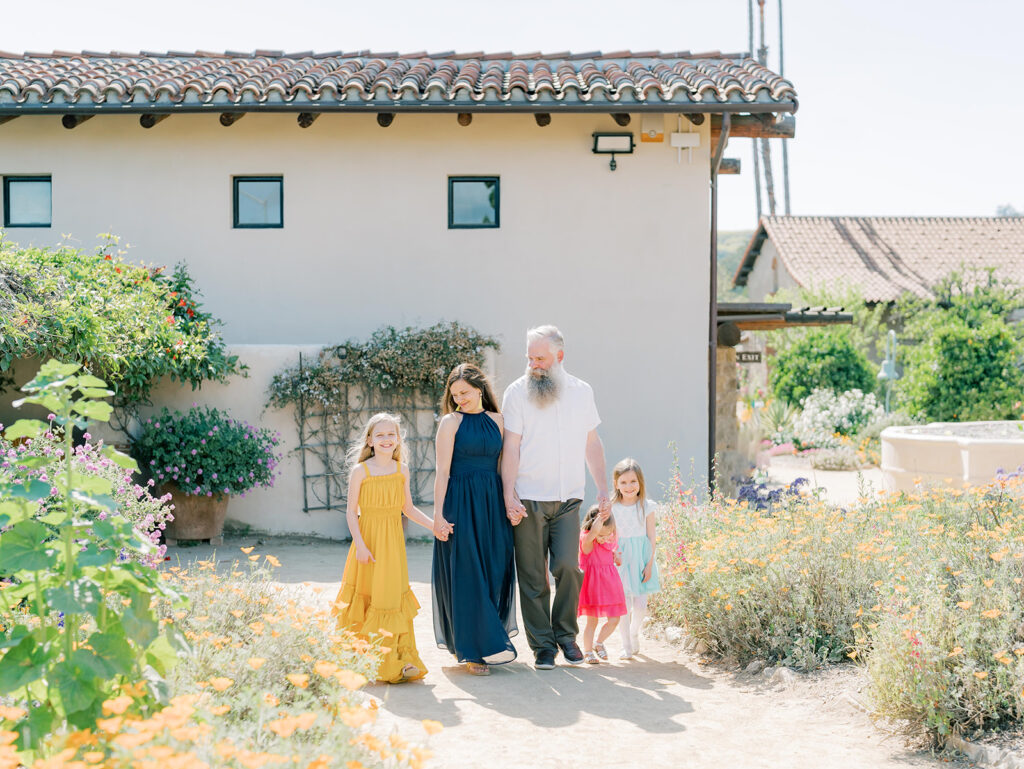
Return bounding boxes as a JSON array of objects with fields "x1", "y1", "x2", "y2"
[
  {"x1": 611, "y1": 457, "x2": 647, "y2": 516},
  {"x1": 347, "y1": 412, "x2": 404, "y2": 468},
  {"x1": 581, "y1": 504, "x2": 616, "y2": 534}
]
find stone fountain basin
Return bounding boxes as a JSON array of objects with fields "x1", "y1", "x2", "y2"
[{"x1": 881, "y1": 421, "x2": 1024, "y2": 492}]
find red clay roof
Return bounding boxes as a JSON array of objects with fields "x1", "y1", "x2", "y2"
[
  {"x1": 0, "y1": 50, "x2": 796, "y2": 112},
  {"x1": 734, "y1": 216, "x2": 1024, "y2": 302}
]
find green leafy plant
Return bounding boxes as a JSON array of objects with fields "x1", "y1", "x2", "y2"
[
  {"x1": 132, "y1": 407, "x2": 282, "y2": 498},
  {"x1": 267, "y1": 321, "x2": 501, "y2": 410},
  {"x1": 0, "y1": 360, "x2": 187, "y2": 754},
  {"x1": 899, "y1": 316, "x2": 1024, "y2": 422},
  {"x1": 0, "y1": 236, "x2": 244, "y2": 415},
  {"x1": 770, "y1": 329, "x2": 875, "y2": 407}
]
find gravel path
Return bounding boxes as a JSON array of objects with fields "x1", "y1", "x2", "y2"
[{"x1": 169, "y1": 537, "x2": 971, "y2": 769}]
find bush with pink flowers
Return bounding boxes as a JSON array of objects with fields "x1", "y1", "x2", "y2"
[{"x1": 132, "y1": 406, "x2": 282, "y2": 498}]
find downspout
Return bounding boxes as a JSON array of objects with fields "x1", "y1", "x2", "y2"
[{"x1": 708, "y1": 113, "x2": 731, "y2": 491}]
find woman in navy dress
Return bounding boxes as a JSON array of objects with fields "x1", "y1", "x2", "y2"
[{"x1": 432, "y1": 363, "x2": 518, "y2": 675}]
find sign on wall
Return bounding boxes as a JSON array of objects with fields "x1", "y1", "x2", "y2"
[{"x1": 737, "y1": 351, "x2": 762, "y2": 363}]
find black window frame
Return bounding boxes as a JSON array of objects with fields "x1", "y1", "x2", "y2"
[
  {"x1": 233, "y1": 176, "x2": 284, "y2": 229},
  {"x1": 3, "y1": 175, "x2": 52, "y2": 228},
  {"x1": 447, "y1": 176, "x2": 500, "y2": 229}
]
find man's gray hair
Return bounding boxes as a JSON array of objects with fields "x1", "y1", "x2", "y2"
[{"x1": 526, "y1": 324, "x2": 564, "y2": 352}]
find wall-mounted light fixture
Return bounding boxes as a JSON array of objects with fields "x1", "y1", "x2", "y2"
[{"x1": 591, "y1": 132, "x2": 634, "y2": 171}]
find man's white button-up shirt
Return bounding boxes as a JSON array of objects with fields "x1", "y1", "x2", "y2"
[{"x1": 502, "y1": 372, "x2": 601, "y2": 502}]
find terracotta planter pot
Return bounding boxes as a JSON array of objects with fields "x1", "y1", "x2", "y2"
[{"x1": 161, "y1": 483, "x2": 229, "y2": 545}]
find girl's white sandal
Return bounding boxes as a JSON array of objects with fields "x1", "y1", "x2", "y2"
[{"x1": 594, "y1": 642, "x2": 608, "y2": 661}]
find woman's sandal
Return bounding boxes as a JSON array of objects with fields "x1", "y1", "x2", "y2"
[
  {"x1": 584, "y1": 650, "x2": 600, "y2": 664},
  {"x1": 398, "y1": 663, "x2": 421, "y2": 682},
  {"x1": 594, "y1": 642, "x2": 608, "y2": 661},
  {"x1": 466, "y1": 661, "x2": 490, "y2": 676}
]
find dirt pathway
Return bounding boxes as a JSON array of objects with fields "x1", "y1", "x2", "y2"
[{"x1": 169, "y1": 538, "x2": 966, "y2": 769}]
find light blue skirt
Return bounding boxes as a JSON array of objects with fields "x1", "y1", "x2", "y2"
[{"x1": 617, "y1": 535, "x2": 661, "y2": 596}]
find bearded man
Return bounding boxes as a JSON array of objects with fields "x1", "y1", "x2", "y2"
[{"x1": 500, "y1": 325, "x2": 610, "y2": 669}]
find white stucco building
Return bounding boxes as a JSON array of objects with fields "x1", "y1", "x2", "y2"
[{"x1": 0, "y1": 50, "x2": 797, "y2": 537}]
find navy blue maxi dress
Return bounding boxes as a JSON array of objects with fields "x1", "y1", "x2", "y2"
[{"x1": 431, "y1": 410, "x2": 518, "y2": 664}]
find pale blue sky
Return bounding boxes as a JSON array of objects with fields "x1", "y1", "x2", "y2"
[{"x1": 5, "y1": 0, "x2": 1021, "y2": 230}]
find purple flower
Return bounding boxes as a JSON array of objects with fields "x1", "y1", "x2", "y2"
[
  {"x1": 212, "y1": 473, "x2": 217, "y2": 480},
  {"x1": 47, "y1": 413, "x2": 56, "y2": 421},
  {"x1": 200, "y1": 439, "x2": 206, "y2": 445}
]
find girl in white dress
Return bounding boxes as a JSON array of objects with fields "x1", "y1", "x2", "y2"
[{"x1": 611, "y1": 458, "x2": 661, "y2": 659}]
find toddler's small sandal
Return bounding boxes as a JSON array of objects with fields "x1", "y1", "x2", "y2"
[
  {"x1": 594, "y1": 642, "x2": 608, "y2": 661},
  {"x1": 584, "y1": 651, "x2": 600, "y2": 664}
]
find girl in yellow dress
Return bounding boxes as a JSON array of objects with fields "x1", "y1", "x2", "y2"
[{"x1": 334, "y1": 412, "x2": 453, "y2": 683}]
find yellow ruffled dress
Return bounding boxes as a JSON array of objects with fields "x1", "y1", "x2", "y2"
[{"x1": 334, "y1": 464, "x2": 427, "y2": 683}]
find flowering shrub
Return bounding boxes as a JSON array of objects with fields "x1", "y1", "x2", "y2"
[
  {"x1": 11, "y1": 554, "x2": 434, "y2": 768},
  {"x1": 0, "y1": 236, "x2": 243, "y2": 410},
  {"x1": 652, "y1": 464, "x2": 1024, "y2": 743},
  {"x1": 770, "y1": 328, "x2": 875, "y2": 407},
  {"x1": 0, "y1": 361, "x2": 187, "y2": 754},
  {"x1": 133, "y1": 406, "x2": 282, "y2": 497},
  {"x1": 785, "y1": 388, "x2": 884, "y2": 449},
  {"x1": 1, "y1": 425, "x2": 173, "y2": 566},
  {"x1": 808, "y1": 446, "x2": 861, "y2": 471}
]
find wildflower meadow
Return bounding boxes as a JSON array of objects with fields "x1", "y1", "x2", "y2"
[{"x1": 653, "y1": 470, "x2": 1024, "y2": 742}]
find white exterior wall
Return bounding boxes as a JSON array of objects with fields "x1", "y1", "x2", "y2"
[
  {"x1": 0, "y1": 112, "x2": 710, "y2": 537},
  {"x1": 744, "y1": 239, "x2": 800, "y2": 301}
]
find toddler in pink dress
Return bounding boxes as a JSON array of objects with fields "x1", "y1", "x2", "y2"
[{"x1": 578, "y1": 504, "x2": 627, "y2": 663}]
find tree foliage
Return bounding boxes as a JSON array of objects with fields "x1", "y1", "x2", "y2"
[{"x1": 769, "y1": 328, "x2": 875, "y2": 407}]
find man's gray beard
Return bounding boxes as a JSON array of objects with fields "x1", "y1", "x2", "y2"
[{"x1": 526, "y1": 363, "x2": 564, "y2": 408}]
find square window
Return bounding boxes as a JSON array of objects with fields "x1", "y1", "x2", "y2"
[
  {"x1": 3, "y1": 176, "x2": 52, "y2": 227},
  {"x1": 448, "y1": 177, "x2": 499, "y2": 229},
  {"x1": 233, "y1": 177, "x2": 283, "y2": 228}
]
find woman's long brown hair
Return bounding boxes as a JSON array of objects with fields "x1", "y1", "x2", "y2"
[{"x1": 441, "y1": 362, "x2": 501, "y2": 415}]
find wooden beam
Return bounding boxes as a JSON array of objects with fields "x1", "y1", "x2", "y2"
[
  {"x1": 534, "y1": 113, "x2": 551, "y2": 127},
  {"x1": 0, "y1": 116, "x2": 18, "y2": 126},
  {"x1": 611, "y1": 113, "x2": 631, "y2": 127},
  {"x1": 457, "y1": 113, "x2": 472, "y2": 127},
  {"x1": 719, "y1": 158, "x2": 741, "y2": 175},
  {"x1": 139, "y1": 114, "x2": 168, "y2": 129},
  {"x1": 61, "y1": 114, "x2": 93, "y2": 129},
  {"x1": 219, "y1": 113, "x2": 244, "y2": 127},
  {"x1": 376, "y1": 112, "x2": 395, "y2": 127},
  {"x1": 684, "y1": 113, "x2": 705, "y2": 126},
  {"x1": 297, "y1": 113, "x2": 319, "y2": 128},
  {"x1": 710, "y1": 113, "x2": 795, "y2": 140}
]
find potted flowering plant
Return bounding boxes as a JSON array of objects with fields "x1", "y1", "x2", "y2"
[{"x1": 133, "y1": 405, "x2": 282, "y2": 544}]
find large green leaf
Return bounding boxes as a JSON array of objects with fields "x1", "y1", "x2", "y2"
[
  {"x1": 21, "y1": 703, "x2": 56, "y2": 749},
  {"x1": 77, "y1": 542, "x2": 116, "y2": 568},
  {"x1": 144, "y1": 634, "x2": 180, "y2": 676},
  {"x1": 37, "y1": 511, "x2": 68, "y2": 526},
  {"x1": 66, "y1": 473, "x2": 113, "y2": 496},
  {"x1": 121, "y1": 594, "x2": 158, "y2": 648},
  {"x1": 52, "y1": 656, "x2": 100, "y2": 714},
  {"x1": 44, "y1": 578, "x2": 103, "y2": 617},
  {"x1": 0, "y1": 635, "x2": 49, "y2": 693},
  {"x1": 0, "y1": 419, "x2": 45, "y2": 441},
  {"x1": 5, "y1": 480, "x2": 53, "y2": 503},
  {"x1": 0, "y1": 519, "x2": 53, "y2": 572},
  {"x1": 12, "y1": 456, "x2": 54, "y2": 470},
  {"x1": 86, "y1": 631, "x2": 136, "y2": 678},
  {"x1": 75, "y1": 374, "x2": 109, "y2": 389},
  {"x1": 101, "y1": 445, "x2": 138, "y2": 472},
  {"x1": 71, "y1": 400, "x2": 113, "y2": 422}
]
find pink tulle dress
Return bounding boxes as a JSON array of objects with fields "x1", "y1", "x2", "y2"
[{"x1": 577, "y1": 532, "x2": 627, "y2": 618}]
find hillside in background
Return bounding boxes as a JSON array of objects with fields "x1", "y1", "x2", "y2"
[{"x1": 718, "y1": 229, "x2": 753, "y2": 301}]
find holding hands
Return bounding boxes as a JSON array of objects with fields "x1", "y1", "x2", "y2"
[
  {"x1": 433, "y1": 516, "x2": 455, "y2": 541},
  {"x1": 505, "y1": 495, "x2": 527, "y2": 526}
]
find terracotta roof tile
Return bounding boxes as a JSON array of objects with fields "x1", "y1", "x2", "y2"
[
  {"x1": 735, "y1": 216, "x2": 1024, "y2": 302},
  {"x1": 0, "y1": 50, "x2": 795, "y2": 111}
]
